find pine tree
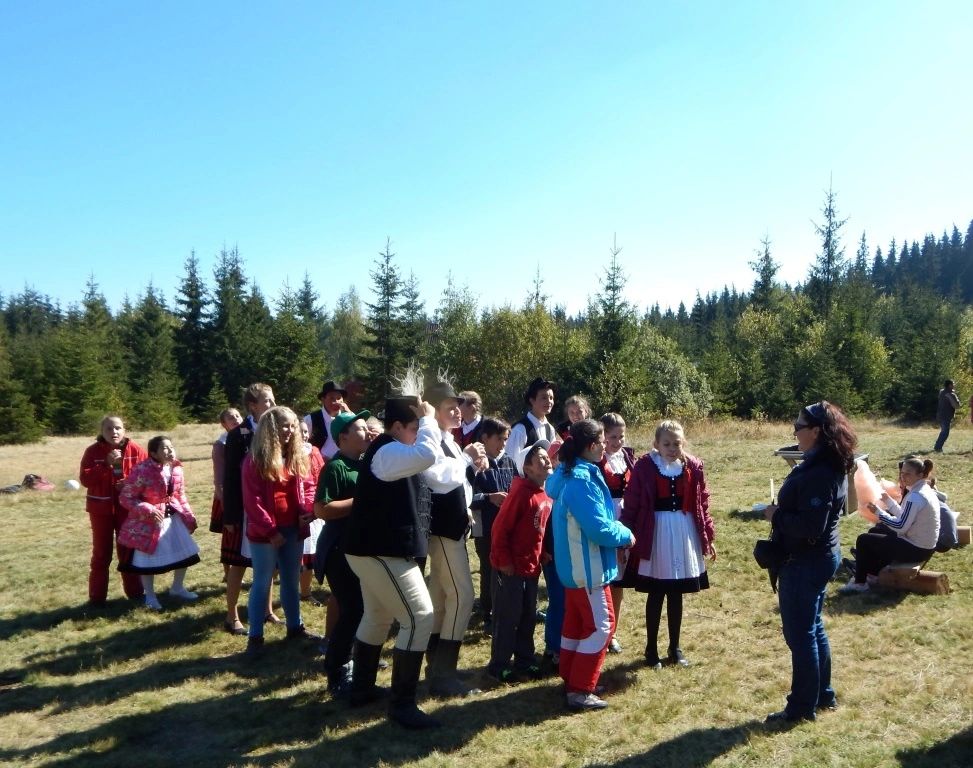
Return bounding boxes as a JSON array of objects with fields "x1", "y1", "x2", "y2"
[
  {"x1": 806, "y1": 183, "x2": 848, "y2": 318},
  {"x1": 0, "y1": 325, "x2": 43, "y2": 444},
  {"x1": 749, "y1": 235, "x2": 780, "y2": 310},
  {"x1": 266, "y1": 284, "x2": 322, "y2": 413},
  {"x1": 173, "y1": 251, "x2": 212, "y2": 419},
  {"x1": 122, "y1": 285, "x2": 184, "y2": 428},
  {"x1": 399, "y1": 271, "x2": 428, "y2": 366},
  {"x1": 361, "y1": 239, "x2": 405, "y2": 405},
  {"x1": 327, "y1": 286, "x2": 367, "y2": 382}
]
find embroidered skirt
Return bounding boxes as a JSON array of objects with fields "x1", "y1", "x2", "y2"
[
  {"x1": 125, "y1": 516, "x2": 200, "y2": 575},
  {"x1": 220, "y1": 522, "x2": 252, "y2": 567},
  {"x1": 209, "y1": 497, "x2": 224, "y2": 533},
  {"x1": 632, "y1": 510, "x2": 709, "y2": 594}
]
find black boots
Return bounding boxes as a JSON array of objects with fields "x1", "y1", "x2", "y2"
[
  {"x1": 348, "y1": 640, "x2": 386, "y2": 707},
  {"x1": 426, "y1": 639, "x2": 481, "y2": 698},
  {"x1": 389, "y1": 649, "x2": 440, "y2": 729}
]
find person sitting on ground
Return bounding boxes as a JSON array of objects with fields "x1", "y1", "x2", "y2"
[{"x1": 841, "y1": 455, "x2": 941, "y2": 593}]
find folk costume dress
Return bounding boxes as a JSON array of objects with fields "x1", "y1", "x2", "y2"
[
  {"x1": 118, "y1": 459, "x2": 200, "y2": 575},
  {"x1": 622, "y1": 451, "x2": 713, "y2": 594}
]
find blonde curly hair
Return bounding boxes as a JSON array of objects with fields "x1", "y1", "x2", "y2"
[{"x1": 251, "y1": 406, "x2": 309, "y2": 481}]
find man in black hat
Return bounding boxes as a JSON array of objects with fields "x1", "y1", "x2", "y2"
[
  {"x1": 422, "y1": 381, "x2": 488, "y2": 698},
  {"x1": 505, "y1": 377, "x2": 558, "y2": 472},
  {"x1": 304, "y1": 380, "x2": 351, "y2": 459}
]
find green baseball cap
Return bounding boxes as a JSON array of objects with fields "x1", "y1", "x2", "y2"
[{"x1": 330, "y1": 410, "x2": 372, "y2": 443}]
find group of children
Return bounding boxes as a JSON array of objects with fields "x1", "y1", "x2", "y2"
[{"x1": 79, "y1": 375, "x2": 716, "y2": 725}]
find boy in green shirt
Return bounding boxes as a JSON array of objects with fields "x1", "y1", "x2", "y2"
[{"x1": 314, "y1": 409, "x2": 371, "y2": 695}]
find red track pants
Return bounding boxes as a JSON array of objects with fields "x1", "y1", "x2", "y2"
[{"x1": 559, "y1": 585, "x2": 615, "y2": 695}]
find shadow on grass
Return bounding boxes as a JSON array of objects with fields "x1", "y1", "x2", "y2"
[
  {"x1": 728, "y1": 507, "x2": 768, "y2": 521},
  {"x1": 0, "y1": 670, "x2": 574, "y2": 768},
  {"x1": 586, "y1": 720, "x2": 763, "y2": 768},
  {"x1": 895, "y1": 724, "x2": 973, "y2": 768},
  {"x1": 824, "y1": 588, "x2": 908, "y2": 616}
]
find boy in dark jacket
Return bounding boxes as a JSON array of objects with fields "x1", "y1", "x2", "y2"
[
  {"x1": 469, "y1": 417, "x2": 517, "y2": 632},
  {"x1": 487, "y1": 441, "x2": 553, "y2": 682}
]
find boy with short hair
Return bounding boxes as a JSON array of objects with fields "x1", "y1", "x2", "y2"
[
  {"x1": 469, "y1": 417, "x2": 517, "y2": 632},
  {"x1": 313, "y1": 409, "x2": 372, "y2": 695},
  {"x1": 488, "y1": 441, "x2": 554, "y2": 682},
  {"x1": 505, "y1": 377, "x2": 557, "y2": 467}
]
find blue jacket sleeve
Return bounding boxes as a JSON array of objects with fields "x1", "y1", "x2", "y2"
[{"x1": 563, "y1": 478, "x2": 633, "y2": 548}]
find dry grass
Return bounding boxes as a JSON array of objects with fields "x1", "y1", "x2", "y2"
[{"x1": 1, "y1": 420, "x2": 971, "y2": 767}]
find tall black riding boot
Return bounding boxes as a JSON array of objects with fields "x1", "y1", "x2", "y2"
[
  {"x1": 389, "y1": 648, "x2": 440, "y2": 729},
  {"x1": 348, "y1": 640, "x2": 386, "y2": 707},
  {"x1": 427, "y1": 639, "x2": 481, "y2": 698}
]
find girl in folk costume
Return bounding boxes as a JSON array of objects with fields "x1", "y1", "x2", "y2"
[
  {"x1": 596, "y1": 412, "x2": 637, "y2": 655},
  {"x1": 242, "y1": 406, "x2": 320, "y2": 657},
  {"x1": 118, "y1": 436, "x2": 200, "y2": 610},
  {"x1": 80, "y1": 415, "x2": 147, "y2": 604},
  {"x1": 621, "y1": 420, "x2": 716, "y2": 669},
  {"x1": 209, "y1": 408, "x2": 243, "y2": 583},
  {"x1": 556, "y1": 394, "x2": 592, "y2": 441}
]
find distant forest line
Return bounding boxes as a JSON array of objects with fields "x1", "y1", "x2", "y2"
[{"x1": 1, "y1": 188, "x2": 971, "y2": 445}]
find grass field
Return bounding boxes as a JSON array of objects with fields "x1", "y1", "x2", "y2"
[{"x1": 0, "y1": 419, "x2": 971, "y2": 768}]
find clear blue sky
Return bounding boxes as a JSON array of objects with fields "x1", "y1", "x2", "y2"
[{"x1": 2, "y1": 2, "x2": 971, "y2": 316}]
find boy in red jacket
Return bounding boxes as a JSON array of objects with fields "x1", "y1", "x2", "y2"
[{"x1": 487, "y1": 440, "x2": 553, "y2": 682}]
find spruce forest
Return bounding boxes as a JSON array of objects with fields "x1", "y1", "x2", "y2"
[{"x1": 2, "y1": 190, "x2": 972, "y2": 445}]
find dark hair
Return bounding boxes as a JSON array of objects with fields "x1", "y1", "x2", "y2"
[
  {"x1": 147, "y1": 435, "x2": 171, "y2": 455},
  {"x1": 524, "y1": 376, "x2": 556, "y2": 405},
  {"x1": 556, "y1": 419, "x2": 604, "y2": 472},
  {"x1": 480, "y1": 417, "x2": 510, "y2": 438},
  {"x1": 383, "y1": 396, "x2": 420, "y2": 430},
  {"x1": 524, "y1": 443, "x2": 548, "y2": 468},
  {"x1": 944, "y1": 379, "x2": 954, "y2": 388},
  {"x1": 899, "y1": 455, "x2": 934, "y2": 478},
  {"x1": 801, "y1": 400, "x2": 857, "y2": 471}
]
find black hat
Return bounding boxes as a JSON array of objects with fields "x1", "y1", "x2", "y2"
[
  {"x1": 384, "y1": 395, "x2": 420, "y2": 425},
  {"x1": 424, "y1": 382, "x2": 465, "y2": 408},
  {"x1": 524, "y1": 377, "x2": 556, "y2": 404},
  {"x1": 318, "y1": 380, "x2": 347, "y2": 399}
]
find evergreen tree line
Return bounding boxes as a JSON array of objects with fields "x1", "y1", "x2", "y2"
[{"x1": 1, "y1": 192, "x2": 972, "y2": 445}]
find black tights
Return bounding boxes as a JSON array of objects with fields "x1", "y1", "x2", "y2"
[{"x1": 644, "y1": 590, "x2": 683, "y2": 658}]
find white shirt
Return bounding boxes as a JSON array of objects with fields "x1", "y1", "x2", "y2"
[
  {"x1": 423, "y1": 428, "x2": 474, "y2": 506},
  {"x1": 461, "y1": 416, "x2": 482, "y2": 436},
  {"x1": 504, "y1": 411, "x2": 556, "y2": 471},
  {"x1": 370, "y1": 417, "x2": 439, "y2": 482},
  {"x1": 303, "y1": 408, "x2": 339, "y2": 459}
]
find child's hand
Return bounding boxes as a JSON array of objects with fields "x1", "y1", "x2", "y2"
[
  {"x1": 152, "y1": 507, "x2": 165, "y2": 523},
  {"x1": 498, "y1": 564, "x2": 515, "y2": 576},
  {"x1": 707, "y1": 543, "x2": 717, "y2": 562},
  {"x1": 763, "y1": 504, "x2": 778, "y2": 521},
  {"x1": 489, "y1": 492, "x2": 507, "y2": 506},
  {"x1": 540, "y1": 552, "x2": 552, "y2": 565}
]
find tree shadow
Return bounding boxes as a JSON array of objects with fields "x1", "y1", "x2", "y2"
[
  {"x1": 728, "y1": 507, "x2": 768, "y2": 521},
  {"x1": 895, "y1": 724, "x2": 973, "y2": 768},
  {"x1": 0, "y1": 670, "x2": 572, "y2": 768},
  {"x1": 585, "y1": 721, "x2": 763, "y2": 768},
  {"x1": 0, "y1": 599, "x2": 140, "y2": 642}
]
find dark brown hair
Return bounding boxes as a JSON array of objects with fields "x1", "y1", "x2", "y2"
[
  {"x1": 556, "y1": 419, "x2": 604, "y2": 472},
  {"x1": 802, "y1": 400, "x2": 858, "y2": 471}
]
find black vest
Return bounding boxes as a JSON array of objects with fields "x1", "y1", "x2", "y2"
[
  {"x1": 429, "y1": 439, "x2": 471, "y2": 541},
  {"x1": 514, "y1": 415, "x2": 538, "y2": 446},
  {"x1": 309, "y1": 410, "x2": 327, "y2": 450},
  {"x1": 344, "y1": 433, "x2": 431, "y2": 559}
]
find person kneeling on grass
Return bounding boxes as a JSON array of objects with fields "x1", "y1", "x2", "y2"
[
  {"x1": 487, "y1": 440, "x2": 553, "y2": 683},
  {"x1": 545, "y1": 419, "x2": 635, "y2": 712},
  {"x1": 118, "y1": 436, "x2": 200, "y2": 610}
]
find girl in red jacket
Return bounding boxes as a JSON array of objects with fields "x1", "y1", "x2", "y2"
[
  {"x1": 79, "y1": 415, "x2": 147, "y2": 605},
  {"x1": 621, "y1": 420, "x2": 716, "y2": 669},
  {"x1": 242, "y1": 406, "x2": 320, "y2": 657},
  {"x1": 487, "y1": 441, "x2": 554, "y2": 682},
  {"x1": 118, "y1": 436, "x2": 200, "y2": 610}
]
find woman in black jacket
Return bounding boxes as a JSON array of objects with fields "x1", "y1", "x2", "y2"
[{"x1": 763, "y1": 401, "x2": 857, "y2": 723}]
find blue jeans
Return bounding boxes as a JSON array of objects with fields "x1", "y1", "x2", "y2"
[
  {"x1": 248, "y1": 526, "x2": 302, "y2": 639},
  {"x1": 542, "y1": 559, "x2": 565, "y2": 654},
  {"x1": 934, "y1": 418, "x2": 951, "y2": 451},
  {"x1": 776, "y1": 546, "x2": 840, "y2": 717}
]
